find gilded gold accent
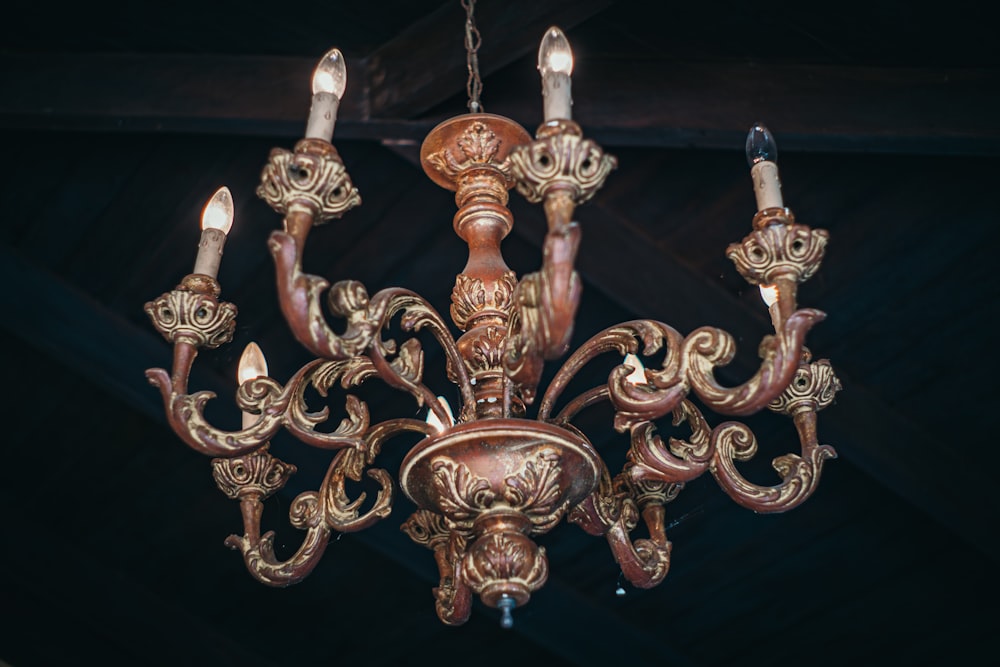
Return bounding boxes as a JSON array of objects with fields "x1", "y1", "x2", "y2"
[{"x1": 257, "y1": 140, "x2": 361, "y2": 223}]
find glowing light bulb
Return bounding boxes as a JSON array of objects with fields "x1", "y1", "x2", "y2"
[
  {"x1": 193, "y1": 186, "x2": 234, "y2": 278},
  {"x1": 745, "y1": 122, "x2": 783, "y2": 211},
  {"x1": 538, "y1": 26, "x2": 574, "y2": 121},
  {"x1": 425, "y1": 396, "x2": 455, "y2": 434},
  {"x1": 237, "y1": 341, "x2": 268, "y2": 385},
  {"x1": 237, "y1": 342, "x2": 268, "y2": 429},
  {"x1": 312, "y1": 48, "x2": 347, "y2": 98},
  {"x1": 623, "y1": 353, "x2": 647, "y2": 385},
  {"x1": 306, "y1": 47, "x2": 348, "y2": 141},
  {"x1": 539, "y1": 27, "x2": 574, "y2": 76},
  {"x1": 200, "y1": 186, "x2": 234, "y2": 234}
]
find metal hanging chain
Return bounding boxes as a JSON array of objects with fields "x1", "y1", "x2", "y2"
[{"x1": 462, "y1": 0, "x2": 484, "y2": 113}]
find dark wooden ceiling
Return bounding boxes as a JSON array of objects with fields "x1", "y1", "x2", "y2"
[{"x1": 2, "y1": 1, "x2": 998, "y2": 665}]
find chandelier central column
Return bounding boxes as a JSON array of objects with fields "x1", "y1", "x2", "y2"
[{"x1": 421, "y1": 114, "x2": 532, "y2": 417}]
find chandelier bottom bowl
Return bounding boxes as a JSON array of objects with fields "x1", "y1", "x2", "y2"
[{"x1": 399, "y1": 419, "x2": 602, "y2": 527}]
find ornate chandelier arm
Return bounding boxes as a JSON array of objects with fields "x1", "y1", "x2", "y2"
[
  {"x1": 538, "y1": 320, "x2": 684, "y2": 422},
  {"x1": 269, "y1": 217, "x2": 474, "y2": 424},
  {"x1": 257, "y1": 135, "x2": 377, "y2": 361},
  {"x1": 212, "y1": 447, "x2": 331, "y2": 587},
  {"x1": 401, "y1": 511, "x2": 473, "y2": 627},
  {"x1": 269, "y1": 231, "x2": 386, "y2": 361},
  {"x1": 686, "y1": 204, "x2": 831, "y2": 416},
  {"x1": 709, "y1": 353, "x2": 839, "y2": 513},
  {"x1": 217, "y1": 416, "x2": 420, "y2": 588},
  {"x1": 147, "y1": 357, "x2": 373, "y2": 458},
  {"x1": 504, "y1": 119, "x2": 617, "y2": 400},
  {"x1": 568, "y1": 466, "x2": 674, "y2": 589},
  {"x1": 680, "y1": 305, "x2": 825, "y2": 417},
  {"x1": 145, "y1": 274, "x2": 280, "y2": 457}
]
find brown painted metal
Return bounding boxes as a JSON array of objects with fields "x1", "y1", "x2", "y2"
[{"x1": 144, "y1": 108, "x2": 838, "y2": 626}]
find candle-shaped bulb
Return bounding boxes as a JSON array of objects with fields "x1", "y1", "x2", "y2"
[
  {"x1": 312, "y1": 48, "x2": 347, "y2": 98},
  {"x1": 539, "y1": 27, "x2": 574, "y2": 76},
  {"x1": 425, "y1": 395, "x2": 455, "y2": 434},
  {"x1": 745, "y1": 122, "x2": 783, "y2": 210},
  {"x1": 201, "y1": 186, "x2": 234, "y2": 234},
  {"x1": 237, "y1": 341, "x2": 268, "y2": 385},
  {"x1": 238, "y1": 342, "x2": 268, "y2": 429},
  {"x1": 306, "y1": 48, "x2": 347, "y2": 141},
  {"x1": 623, "y1": 353, "x2": 647, "y2": 385},
  {"x1": 759, "y1": 284, "x2": 779, "y2": 307},
  {"x1": 745, "y1": 123, "x2": 778, "y2": 167},
  {"x1": 193, "y1": 186, "x2": 234, "y2": 277},
  {"x1": 538, "y1": 26, "x2": 574, "y2": 121}
]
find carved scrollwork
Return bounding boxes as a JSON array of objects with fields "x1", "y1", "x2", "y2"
[
  {"x1": 257, "y1": 141, "x2": 361, "y2": 223},
  {"x1": 726, "y1": 222, "x2": 829, "y2": 285},
  {"x1": 211, "y1": 450, "x2": 326, "y2": 586},
  {"x1": 147, "y1": 358, "x2": 372, "y2": 458},
  {"x1": 540, "y1": 320, "x2": 685, "y2": 427},
  {"x1": 270, "y1": 231, "x2": 387, "y2": 360},
  {"x1": 568, "y1": 467, "x2": 636, "y2": 536},
  {"x1": 145, "y1": 288, "x2": 237, "y2": 348},
  {"x1": 508, "y1": 123, "x2": 618, "y2": 204},
  {"x1": 628, "y1": 400, "x2": 714, "y2": 484},
  {"x1": 568, "y1": 463, "x2": 671, "y2": 589},
  {"x1": 401, "y1": 511, "x2": 473, "y2": 626},
  {"x1": 709, "y1": 418, "x2": 836, "y2": 513},
  {"x1": 681, "y1": 307, "x2": 825, "y2": 417},
  {"x1": 401, "y1": 509, "x2": 452, "y2": 549}
]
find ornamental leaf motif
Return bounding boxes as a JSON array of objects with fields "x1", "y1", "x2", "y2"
[
  {"x1": 504, "y1": 449, "x2": 563, "y2": 515},
  {"x1": 430, "y1": 457, "x2": 496, "y2": 521}
]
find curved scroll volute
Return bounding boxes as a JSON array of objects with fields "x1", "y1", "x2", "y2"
[
  {"x1": 628, "y1": 400, "x2": 714, "y2": 484},
  {"x1": 503, "y1": 219, "x2": 582, "y2": 402},
  {"x1": 505, "y1": 119, "x2": 617, "y2": 403},
  {"x1": 709, "y1": 356, "x2": 840, "y2": 513},
  {"x1": 146, "y1": 371, "x2": 284, "y2": 457},
  {"x1": 219, "y1": 425, "x2": 399, "y2": 587},
  {"x1": 269, "y1": 230, "x2": 387, "y2": 361},
  {"x1": 214, "y1": 448, "x2": 332, "y2": 587},
  {"x1": 402, "y1": 510, "x2": 473, "y2": 626},
  {"x1": 147, "y1": 357, "x2": 375, "y2": 458},
  {"x1": 567, "y1": 464, "x2": 674, "y2": 589},
  {"x1": 539, "y1": 320, "x2": 684, "y2": 424},
  {"x1": 709, "y1": 419, "x2": 836, "y2": 513},
  {"x1": 682, "y1": 307, "x2": 825, "y2": 417}
]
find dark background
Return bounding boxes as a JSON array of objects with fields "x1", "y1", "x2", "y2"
[{"x1": 1, "y1": 1, "x2": 997, "y2": 665}]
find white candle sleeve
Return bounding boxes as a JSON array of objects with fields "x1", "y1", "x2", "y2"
[
  {"x1": 751, "y1": 160, "x2": 783, "y2": 210},
  {"x1": 192, "y1": 227, "x2": 227, "y2": 278},
  {"x1": 305, "y1": 91, "x2": 340, "y2": 141}
]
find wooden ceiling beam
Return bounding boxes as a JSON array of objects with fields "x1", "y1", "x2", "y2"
[
  {"x1": 2, "y1": 53, "x2": 996, "y2": 155},
  {"x1": 360, "y1": 0, "x2": 613, "y2": 119}
]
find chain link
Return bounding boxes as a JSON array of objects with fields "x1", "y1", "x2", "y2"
[{"x1": 462, "y1": 0, "x2": 484, "y2": 113}]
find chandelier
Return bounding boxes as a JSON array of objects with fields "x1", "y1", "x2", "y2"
[{"x1": 145, "y1": 2, "x2": 839, "y2": 629}]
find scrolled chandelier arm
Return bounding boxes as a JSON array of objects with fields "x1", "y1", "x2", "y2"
[{"x1": 145, "y1": 14, "x2": 840, "y2": 628}]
